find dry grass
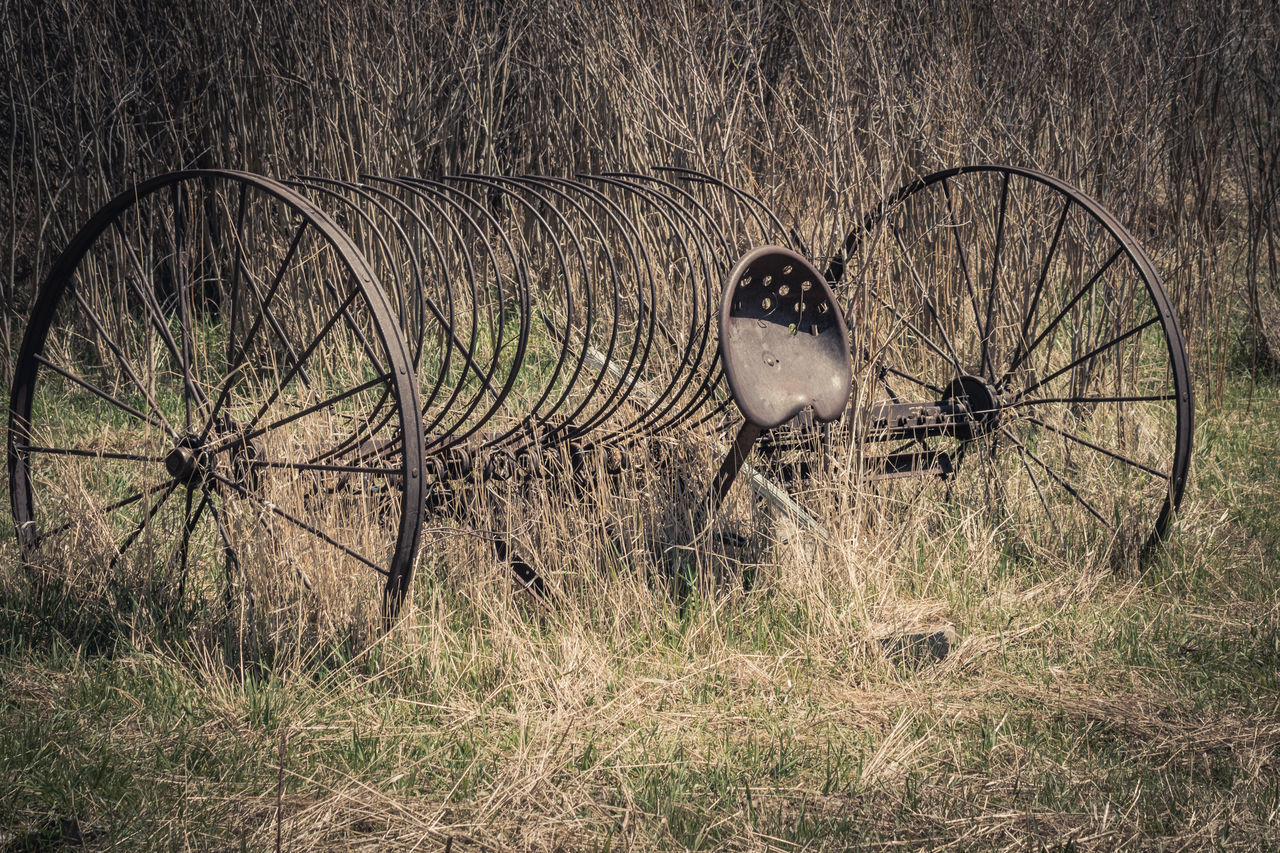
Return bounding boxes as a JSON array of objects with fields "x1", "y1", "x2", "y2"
[
  {"x1": 2, "y1": 380, "x2": 1278, "y2": 849},
  {"x1": 3, "y1": 0, "x2": 1278, "y2": 374},
  {"x1": 3, "y1": 0, "x2": 1280, "y2": 849}
]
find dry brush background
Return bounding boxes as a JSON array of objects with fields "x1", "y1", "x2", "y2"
[{"x1": 2, "y1": 0, "x2": 1280, "y2": 849}]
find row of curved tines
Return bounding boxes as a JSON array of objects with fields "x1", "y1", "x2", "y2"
[{"x1": 289, "y1": 168, "x2": 803, "y2": 476}]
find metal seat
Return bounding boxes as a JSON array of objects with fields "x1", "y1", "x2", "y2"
[
  {"x1": 703, "y1": 246, "x2": 852, "y2": 519},
  {"x1": 720, "y1": 246, "x2": 852, "y2": 430}
]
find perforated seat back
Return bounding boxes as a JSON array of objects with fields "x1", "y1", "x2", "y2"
[{"x1": 719, "y1": 246, "x2": 852, "y2": 430}]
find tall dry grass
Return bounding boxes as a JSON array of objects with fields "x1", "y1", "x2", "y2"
[
  {"x1": 3, "y1": 0, "x2": 1278, "y2": 384},
  {"x1": 4, "y1": 1, "x2": 1280, "y2": 848}
]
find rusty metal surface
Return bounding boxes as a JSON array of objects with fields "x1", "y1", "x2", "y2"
[
  {"x1": 8, "y1": 170, "x2": 425, "y2": 623},
  {"x1": 719, "y1": 246, "x2": 850, "y2": 430},
  {"x1": 8, "y1": 163, "x2": 1197, "y2": 622}
]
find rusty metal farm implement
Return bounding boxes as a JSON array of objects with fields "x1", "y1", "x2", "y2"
[{"x1": 8, "y1": 166, "x2": 1193, "y2": 626}]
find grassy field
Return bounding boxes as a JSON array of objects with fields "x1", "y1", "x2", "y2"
[
  {"x1": 0, "y1": 368, "x2": 1276, "y2": 849},
  {"x1": 4, "y1": 0, "x2": 1280, "y2": 848}
]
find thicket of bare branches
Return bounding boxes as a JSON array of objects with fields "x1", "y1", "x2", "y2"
[
  {"x1": 4, "y1": 4, "x2": 1280, "y2": 848},
  {"x1": 3, "y1": 0, "x2": 1278, "y2": 380}
]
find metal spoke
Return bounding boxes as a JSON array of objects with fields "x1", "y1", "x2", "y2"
[
  {"x1": 1010, "y1": 197, "x2": 1072, "y2": 372},
  {"x1": 170, "y1": 183, "x2": 195, "y2": 430},
  {"x1": 110, "y1": 217, "x2": 210, "y2": 411},
  {"x1": 68, "y1": 285, "x2": 180, "y2": 440},
  {"x1": 1018, "y1": 315, "x2": 1160, "y2": 400},
  {"x1": 207, "y1": 371, "x2": 392, "y2": 454},
  {"x1": 1002, "y1": 426, "x2": 1064, "y2": 541},
  {"x1": 881, "y1": 364, "x2": 945, "y2": 396},
  {"x1": 204, "y1": 218, "x2": 310, "y2": 436},
  {"x1": 23, "y1": 445, "x2": 166, "y2": 464},
  {"x1": 980, "y1": 171, "x2": 1010, "y2": 377},
  {"x1": 225, "y1": 182, "x2": 248, "y2": 364},
  {"x1": 871, "y1": 290, "x2": 964, "y2": 375},
  {"x1": 890, "y1": 223, "x2": 965, "y2": 370},
  {"x1": 244, "y1": 458, "x2": 401, "y2": 477},
  {"x1": 33, "y1": 478, "x2": 172, "y2": 546},
  {"x1": 202, "y1": 485, "x2": 247, "y2": 611},
  {"x1": 324, "y1": 277, "x2": 385, "y2": 380},
  {"x1": 111, "y1": 479, "x2": 182, "y2": 566},
  {"x1": 237, "y1": 283, "x2": 363, "y2": 437},
  {"x1": 32, "y1": 354, "x2": 175, "y2": 436},
  {"x1": 1023, "y1": 415, "x2": 1168, "y2": 479},
  {"x1": 171, "y1": 486, "x2": 209, "y2": 604},
  {"x1": 1008, "y1": 246, "x2": 1124, "y2": 374},
  {"x1": 1002, "y1": 427, "x2": 1115, "y2": 532},
  {"x1": 1011, "y1": 392, "x2": 1176, "y2": 408},
  {"x1": 940, "y1": 177, "x2": 985, "y2": 336},
  {"x1": 230, "y1": 221, "x2": 309, "y2": 363},
  {"x1": 208, "y1": 469, "x2": 389, "y2": 576},
  {"x1": 240, "y1": 254, "x2": 313, "y2": 389}
]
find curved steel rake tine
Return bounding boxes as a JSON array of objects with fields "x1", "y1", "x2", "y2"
[
  {"x1": 506, "y1": 174, "x2": 625, "y2": 442},
  {"x1": 446, "y1": 172, "x2": 588, "y2": 452},
  {"x1": 357, "y1": 175, "x2": 467, "y2": 432},
  {"x1": 395, "y1": 176, "x2": 528, "y2": 453},
  {"x1": 581, "y1": 173, "x2": 719, "y2": 436},
  {"x1": 382, "y1": 176, "x2": 503, "y2": 450},
  {"x1": 531, "y1": 175, "x2": 656, "y2": 438},
  {"x1": 284, "y1": 166, "x2": 806, "y2": 474},
  {"x1": 653, "y1": 166, "x2": 795, "y2": 250}
]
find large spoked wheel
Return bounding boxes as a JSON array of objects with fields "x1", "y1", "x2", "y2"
[
  {"x1": 835, "y1": 165, "x2": 1193, "y2": 556},
  {"x1": 8, "y1": 170, "x2": 424, "y2": 635}
]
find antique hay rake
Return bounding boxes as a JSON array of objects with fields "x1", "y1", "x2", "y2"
[{"x1": 8, "y1": 165, "x2": 1194, "y2": 627}]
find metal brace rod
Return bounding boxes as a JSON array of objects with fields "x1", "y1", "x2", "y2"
[{"x1": 581, "y1": 345, "x2": 832, "y2": 542}]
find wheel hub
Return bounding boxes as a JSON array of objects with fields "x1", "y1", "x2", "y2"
[
  {"x1": 943, "y1": 375, "x2": 1004, "y2": 439},
  {"x1": 164, "y1": 423, "x2": 261, "y2": 490},
  {"x1": 165, "y1": 441, "x2": 206, "y2": 486}
]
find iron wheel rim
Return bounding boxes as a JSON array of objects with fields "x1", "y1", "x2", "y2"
[{"x1": 8, "y1": 169, "x2": 424, "y2": 631}]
